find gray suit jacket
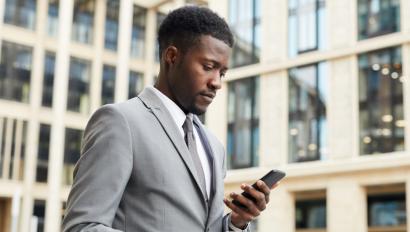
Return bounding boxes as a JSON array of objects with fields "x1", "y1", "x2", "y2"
[{"x1": 62, "y1": 88, "x2": 250, "y2": 232}]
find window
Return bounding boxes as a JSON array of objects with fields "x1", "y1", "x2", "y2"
[
  {"x1": 367, "y1": 184, "x2": 406, "y2": 232},
  {"x1": 130, "y1": 5, "x2": 146, "y2": 59},
  {"x1": 42, "y1": 52, "x2": 55, "y2": 107},
  {"x1": 128, "y1": 71, "x2": 143, "y2": 99},
  {"x1": 67, "y1": 57, "x2": 90, "y2": 114},
  {"x1": 288, "y1": 63, "x2": 328, "y2": 163},
  {"x1": 36, "y1": 124, "x2": 50, "y2": 183},
  {"x1": 32, "y1": 200, "x2": 46, "y2": 232},
  {"x1": 295, "y1": 198, "x2": 326, "y2": 230},
  {"x1": 358, "y1": 0, "x2": 400, "y2": 40},
  {"x1": 288, "y1": 0, "x2": 326, "y2": 57},
  {"x1": 0, "y1": 117, "x2": 27, "y2": 180},
  {"x1": 358, "y1": 47, "x2": 404, "y2": 155},
  {"x1": 72, "y1": 0, "x2": 95, "y2": 44},
  {"x1": 3, "y1": 0, "x2": 36, "y2": 30},
  {"x1": 229, "y1": 0, "x2": 261, "y2": 67},
  {"x1": 102, "y1": 65, "x2": 116, "y2": 105},
  {"x1": 227, "y1": 77, "x2": 259, "y2": 169},
  {"x1": 104, "y1": 0, "x2": 119, "y2": 51},
  {"x1": 47, "y1": 0, "x2": 59, "y2": 37},
  {"x1": 63, "y1": 128, "x2": 83, "y2": 185},
  {"x1": 0, "y1": 41, "x2": 32, "y2": 103}
]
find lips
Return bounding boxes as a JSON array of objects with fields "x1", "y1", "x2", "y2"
[
  {"x1": 200, "y1": 92, "x2": 215, "y2": 103},
  {"x1": 201, "y1": 92, "x2": 215, "y2": 99}
]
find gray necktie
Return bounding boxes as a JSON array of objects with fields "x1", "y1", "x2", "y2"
[{"x1": 182, "y1": 114, "x2": 208, "y2": 199}]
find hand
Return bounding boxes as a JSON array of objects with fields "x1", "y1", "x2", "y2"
[{"x1": 223, "y1": 181, "x2": 279, "y2": 229}]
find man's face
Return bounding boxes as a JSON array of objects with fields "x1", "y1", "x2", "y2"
[{"x1": 168, "y1": 35, "x2": 231, "y2": 115}]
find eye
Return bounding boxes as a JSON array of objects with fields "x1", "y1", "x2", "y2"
[
  {"x1": 203, "y1": 64, "x2": 213, "y2": 71},
  {"x1": 220, "y1": 72, "x2": 226, "y2": 78}
]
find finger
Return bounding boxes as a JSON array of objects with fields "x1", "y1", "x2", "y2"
[
  {"x1": 224, "y1": 198, "x2": 256, "y2": 222},
  {"x1": 230, "y1": 192, "x2": 261, "y2": 216},
  {"x1": 241, "y1": 184, "x2": 267, "y2": 210},
  {"x1": 256, "y1": 181, "x2": 271, "y2": 203}
]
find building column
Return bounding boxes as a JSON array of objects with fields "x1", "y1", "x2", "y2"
[
  {"x1": 259, "y1": 187, "x2": 293, "y2": 232},
  {"x1": 0, "y1": 0, "x2": 4, "y2": 50},
  {"x1": 45, "y1": 0, "x2": 74, "y2": 231},
  {"x1": 19, "y1": 0, "x2": 48, "y2": 231},
  {"x1": 143, "y1": 8, "x2": 157, "y2": 86},
  {"x1": 328, "y1": 57, "x2": 359, "y2": 160},
  {"x1": 403, "y1": 44, "x2": 410, "y2": 157},
  {"x1": 401, "y1": 0, "x2": 410, "y2": 34},
  {"x1": 90, "y1": 0, "x2": 106, "y2": 111},
  {"x1": 327, "y1": 179, "x2": 367, "y2": 232},
  {"x1": 115, "y1": 0, "x2": 133, "y2": 102},
  {"x1": 259, "y1": 72, "x2": 288, "y2": 167}
]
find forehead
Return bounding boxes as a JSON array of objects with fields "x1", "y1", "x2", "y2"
[{"x1": 187, "y1": 35, "x2": 231, "y2": 61}]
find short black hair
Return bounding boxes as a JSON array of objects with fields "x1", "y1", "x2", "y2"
[{"x1": 157, "y1": 6, "x2": 234, "y2": 59}]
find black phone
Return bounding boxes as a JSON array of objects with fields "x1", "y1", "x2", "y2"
[{"x1": 231, "y1": 169, "x2": 286, "y2": 209}]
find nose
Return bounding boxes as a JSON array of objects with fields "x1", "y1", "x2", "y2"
[{"x1": 209, "y1": 73, "x2": 222, "y2": 90}]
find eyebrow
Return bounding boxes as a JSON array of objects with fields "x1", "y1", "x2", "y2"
[{"x1": 203, "y1": 58, "x2": 228, "y2": 70}]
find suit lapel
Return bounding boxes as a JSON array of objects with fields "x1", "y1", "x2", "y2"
[
  {"x1": 138, "y1": 88, "x2": 209, "y2": 205},
  {"x1": 193, "y1": 117, "x2": 222, "y2": 225}
]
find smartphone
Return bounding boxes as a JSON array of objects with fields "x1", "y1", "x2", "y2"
[{"x1": 232, "y1": 169, "x2": 286, "y2": 209}]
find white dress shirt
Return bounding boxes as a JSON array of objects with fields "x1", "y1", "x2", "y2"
[{"x1": 150, "y1": 87, "x2": 211, "y2": 197}]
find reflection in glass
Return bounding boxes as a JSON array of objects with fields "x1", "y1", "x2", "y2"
[
  {"x1": 47, "y1": 0, "x2": 59, "y2": 37},
  {"x1": 296, "y1": 199, "x2": 326, "y2": 229},
  {"x1": 358, "y1": 0, "x2": 400, "y2": 40},
  {"x1": 288, "y1": 63, "x2": 327, "y2": 163},
  {"x1": 36, "y1": 124, "x2": 50, "y2": 183},
  {"x1": 102, "y1": 65, "x2": 116, "y2": 105},
  {"x1": 359, "y1": 47, "x2": 404, "y2": 155},
  {"x1": 227, "y1": 77, "x2": 259, "y2": 169},
  {"x1": 33, "y1": 200, "x2": 46, "y2": 232},
  {"x1": 128, "y1": 71, "x2": 143, "y2": 99},
  {"x1": 288, "y1": 0, "x2": 326, "y2": 57},
  {"x1": 229, "y1": 0, "x2": 260, "y2": 68},
  {"x1": 130, "y1": 5, "x2": 147, "y2": 59},
  {"x1": 368, "y1": 193, "x2": 406, "y2": 227},
  {"x1": 63, "y1": 128, "x2": 83, "y2": 185},
  {"x1": 72, "y1": 0, "x2": 95, "y2": 44},
  {"x1": 67, "y1": 57, "x2": 90, "y2": 114},
  {"x1": 0, "y1": 41, "x2": 32, "y2": 103},
  {"x1": 4, "y1": 0, "x2": 36, "y2": 30},
  {"x1": 105, "y1": 0, "x2": 119, "y2": 51},
  {"x1": 42, "y1": 52, "x2": 55, "y2": 107}
]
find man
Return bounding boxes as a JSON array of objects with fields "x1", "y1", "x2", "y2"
[{"x1": 62, "y1": 6, "x2": 276, "y2": 232}]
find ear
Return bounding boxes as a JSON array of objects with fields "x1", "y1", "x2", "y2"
[{"x1": 164, "y1": 46, "x2": 179, "y2": 66}]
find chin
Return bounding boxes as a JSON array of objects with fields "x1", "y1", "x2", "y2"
[{"x1": 189, "y1": 105, "x2": 207, "y2": 115}]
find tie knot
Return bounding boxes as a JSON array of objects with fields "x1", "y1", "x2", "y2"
[{"x1": 183, "y1": 114, "x2": 194, "y2": 133}]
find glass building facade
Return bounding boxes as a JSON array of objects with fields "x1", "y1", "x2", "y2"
[
  {"x1": 101, "y1": 64, "x2": 116, "y2": 105},
  {"x1": 3, "y1": 0, "x2": 36, "y2": 30},
  {"x1": 0, "y1": 41, "x2": 32, "y2": 103},
  {"x1": 358, "y1": 47, "x2": 404, "y2": 155},
  {"x1": 288, "y1": 0, "x2": 326, "y2": 57},
  {"x1": 227, "y1": 77, "x2": 259, "y2": 169},
  {"x1": 358, "y1": 0, "x2": 400, "y2": 40},
  {"x1": 288, "y1": 63, "x2": 328, "y2": 162},
  {"x1": 228, "y1": 0, "x2": 261, "y2": 67},
  {"x1": 67, "y1": 57, "x2": 91, "y2": 114},
  {"x1": 72, "y1": 0, "x2": 95, "y2": 44}
]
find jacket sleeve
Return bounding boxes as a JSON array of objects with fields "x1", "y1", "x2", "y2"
[{"x1": 62, "y1": 105, "x2": 133, "y2": 232}]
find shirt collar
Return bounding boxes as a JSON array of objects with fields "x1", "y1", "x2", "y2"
[{"x1": 148, "y1": 86, "x2": 187, "y2": 130}]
